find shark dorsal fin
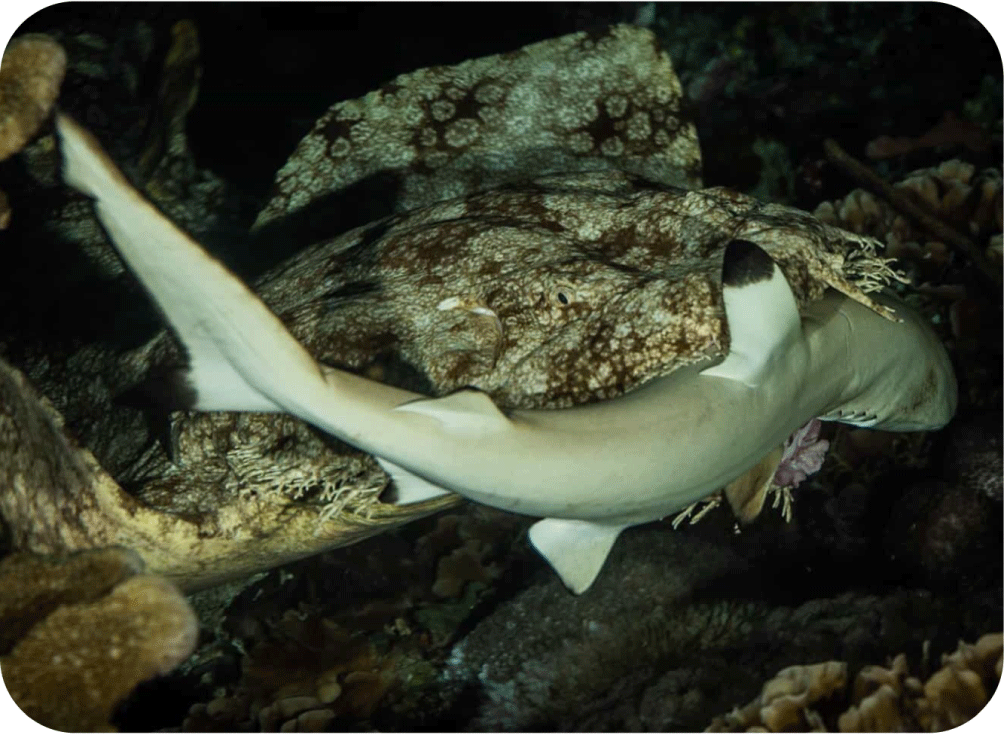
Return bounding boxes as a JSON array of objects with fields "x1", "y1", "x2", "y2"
[
  {"x1": 392, "y1": 388, "x2": 510, "y2": 434},
  {"x1": 700, "y1": 239, "x2": 802, "y2": 387},
  {"x1": 528, "y1": 518, "x2": 628, "y2": 594}
]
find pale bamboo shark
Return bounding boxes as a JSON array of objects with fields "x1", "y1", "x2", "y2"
[{"x1": 55, "y1": 113, "x2": 957, "y2": 593}]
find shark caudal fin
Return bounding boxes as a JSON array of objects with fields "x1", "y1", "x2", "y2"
[
  {"x1": 56, "y1": 113, "x2": 327, "y2": 416},
  {"x1": 528, "y1": 518, "x2": 628, "y2": 594},
  {"x1": 700, "y1": 239, "x2": 802, "y2": 387}
]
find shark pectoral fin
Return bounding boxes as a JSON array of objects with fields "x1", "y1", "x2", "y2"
[
  {"x1": 392, "y1": 387, "x2": 510, "y2": 434},
  {"x1": 376, "y1": 458, "x2": 454, "y2": 504},
  {"x1": 528, "y1": 518, "x2": 627, "y2": 594},
  {"x1": 700, "y1": 239, "x2": 802, "y2": 387},
  {"x1": 724, "y1": 446, "x2": 784, "y2": 523}
]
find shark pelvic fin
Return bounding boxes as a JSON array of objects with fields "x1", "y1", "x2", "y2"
[
  {"x1": 701, "y1": 239, "x2": 801, "y2": 387},
  {"x1": 376, "y1": 458, "x2": 454, "y2": 504},
  {"x1": 392, "y1": 388, "x2": 510, "y2": 434},
  {"x1": 56, "y1": 113, "x2": 327, "y2": 418},
  {"x1": 528, "y1": 518, "x2": 627, "y2": 594},
  {"x1": 723, "y1": 446, "x2": 784, "y2": 523}
]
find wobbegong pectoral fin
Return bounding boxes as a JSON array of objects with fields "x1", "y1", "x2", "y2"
[{"x1": 528, "y1": 518, "x2": 628, "y2": 594}]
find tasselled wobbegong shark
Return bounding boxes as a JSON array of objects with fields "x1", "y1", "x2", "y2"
[{"x1": 55, "y1": 113, "x2": 958, "y2": 594}]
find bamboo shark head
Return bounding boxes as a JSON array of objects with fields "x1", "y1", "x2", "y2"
[{"x1": 816, "y1": 289, "x2": 957, "y2": 432}]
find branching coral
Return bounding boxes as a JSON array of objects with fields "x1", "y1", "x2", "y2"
[
  {"x1": 816, "y1": 151, "x2": 1002, "y2": 287},
  {"x1": 0, "y1": 548, "x2": 198, "y2": 731}
]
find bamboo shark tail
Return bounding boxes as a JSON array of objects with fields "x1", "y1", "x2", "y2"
[{"x1": 55, "y1": 112, "x2": 330, "y2": 419}]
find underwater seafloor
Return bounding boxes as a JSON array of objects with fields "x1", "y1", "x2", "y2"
[{"x1": 1, "y1": 3, "x2": 1001, "y2": 731}]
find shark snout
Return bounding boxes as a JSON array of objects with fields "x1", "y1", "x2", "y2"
[
  {"x1": 870, "y1": 340, "x2": 957, "y2": 432},
  {"x1": 854, "y1": 292, "x2": 958, "y2": 432}
]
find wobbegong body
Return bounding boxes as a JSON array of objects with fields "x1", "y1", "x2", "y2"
[{"x1": 55, "y1": 113, "x2": 956, "y2": 593}]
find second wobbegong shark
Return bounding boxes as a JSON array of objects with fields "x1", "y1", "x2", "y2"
[{"x1": 55, "y1": 113, "x2": 957, "y2": 593}]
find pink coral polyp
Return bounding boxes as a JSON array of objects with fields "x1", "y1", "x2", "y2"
[{"x1": 774, "y1": 419, "x2": 830, "y2": 488}]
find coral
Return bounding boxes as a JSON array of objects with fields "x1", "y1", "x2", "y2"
[
  {"x1": 0, "y1": 547, "x2": 144, "y2": 653},
  {"x1": 709, "y1": 661, "x2": 848, "y2": 731},
  {"x1": 914, "y1": 632, "x2": 1004, "y2": 730},
  {"x1": 866, "y1": 111, "x2": 993, "y2": 159},
  {"x1": 183, "y1": 611, "x2": 398, "y2": 731},
  {"x1": 175, "y1": 505, "x2": 525, "y2": 731},
  {"x1": 708, "y1": 633, "x2": 1003, "y2": 732},
  {"x1": 814, "y1": 158, "x2": 1002, "y2": 284},
  {"x1": 0, "y1": 34, "x2": 66, "y2": 229},
  {"x1": 0, "y1": 34, "x2": 66, "y2": 162},
  {"x1": 414, "y1": 508, "x2": 514, "y2": 600},
  {"x1": 837, "y1": 653, "x2": 917, "y2": 731},
  {"x1": 0, "y1": 549, "x2": 198, "y2": 731}
]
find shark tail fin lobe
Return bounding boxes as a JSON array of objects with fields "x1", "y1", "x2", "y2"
[
  {"x1": 57, "y1": 112, "x2": 132, "y2": 198},
  {"x1": 528, "y1": 518, "x2": 627, "y2": 594},
  {"x1": 56, "y1": 112, "x2": 330, "y2": 420},
  {"x1": 701, "y1": 239, "x2": 802, "y2": 387}
]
